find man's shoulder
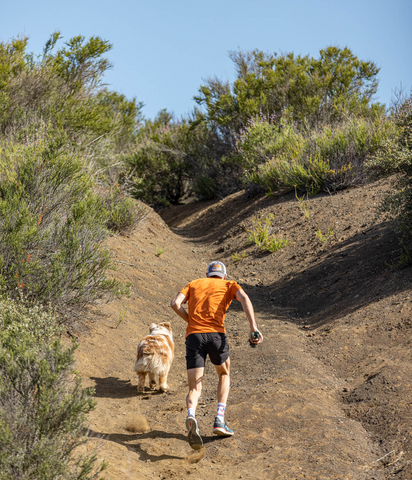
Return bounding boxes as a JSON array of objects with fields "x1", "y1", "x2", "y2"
[{"x1": 187, "y1": 278, "x2": 241, "y2": 289}]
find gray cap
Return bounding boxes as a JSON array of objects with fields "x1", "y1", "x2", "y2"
[{"x1": 206, "y1": 261, "x2": 227, "y2": 278}]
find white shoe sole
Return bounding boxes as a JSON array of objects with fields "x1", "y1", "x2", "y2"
[
  {"x1": 186, "y1": 417, "x2": 203, "y2": 450},
  {"x1": 213, "y1": 426, "x2": 234, "y2": 437}
]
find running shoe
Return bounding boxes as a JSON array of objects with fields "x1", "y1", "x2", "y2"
[
  {"x1": 213, "y1": 416, "x2": 234, "y2": 436},
  {"x1": 186, "y1": 416, "x2": 203, "y2": 450}
]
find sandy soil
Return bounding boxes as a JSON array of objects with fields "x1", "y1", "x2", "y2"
[{"x1": 74, "y1": 179, "x2": 412, "y2": 479}]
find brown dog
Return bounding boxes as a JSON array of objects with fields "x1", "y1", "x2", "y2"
[{"x1": 134, "y1": 322, "x2": 174, "y2": 393}]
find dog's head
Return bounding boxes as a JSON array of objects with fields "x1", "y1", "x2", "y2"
[{"x1": 149, "y1": 322, "x2": 173, "y2": 338}]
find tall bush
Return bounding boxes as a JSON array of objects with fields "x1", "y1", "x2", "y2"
[
  {"x1": 126, "y1": 109, "x2": 239, "y2": 205},
  {"x1": 368, "y1": 95, "x2": 412, "y2": 248},
  {"x1": 195, "y1": 46, "x2": 383, "y2": 135},
  {"x1": 0, "y1": 34, "x2": 143, "y2": 181},
  {"x1": 236, "y1": 111, "x2": 394, "y2": 195},
  {"x1": 0, "y1": 297, "x2": 106, "y2": 479},
  {"x1": 0, "y1": 131, "x2": 129, "y2": 314}
]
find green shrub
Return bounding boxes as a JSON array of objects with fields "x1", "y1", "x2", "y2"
[
  {"x1": 0, "y1": 296, "x2": 106, "y2": 479},
  {"x1": 236, "y1": 111, "x2": 306, "y2": 171},
  {"x1": 312, "y1": 115, "x2": 396, "y2": 191},
  {"x1": 0, "y1": 132, "x2": 129, "y2": 314},
  {"x1": 102, "y1": 184, "x2": 147, "y2": 234},
  {"x1": 368, "y1": 96, "x2": 412, "y2": 256},
  {"x1": 125, "y1": 108, "x2": 240, "y2": 205},
  {"x1": 237, "y1": 112, "x2": 393, "y2": 195},
  {"x1": 196, "y1": 46, "x2": 382, "y2": 136},
  {"x1": 246, "y1": 153, "x2": 329, "y2": 195},
  {"x1": 126, "y1": 118, "x2": 190, "y2": 206},
  {"x1": 247, "y1": 213, "x2": 289, "y2": 252},
  {"x1": 0, "y1": 34, "x2": 143, "y2": 190}
]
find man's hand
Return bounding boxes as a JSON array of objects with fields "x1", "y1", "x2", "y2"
[{"x1": 249, "y1": 329, "x2": 263, "y2": 346}]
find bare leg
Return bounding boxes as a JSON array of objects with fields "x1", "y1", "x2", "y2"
[
  {"x1": 186, "y1": 367, "x2": 204, "y2": 412},
  {"x1": 215, "y1": 358, "x2": 230, "y2": 405},
  {"x1": 213, "y1": 358, "x2": 234, "y2": 436},
  {"x1": 186, "y1": 367, "x2": 204, "y2": 449}
]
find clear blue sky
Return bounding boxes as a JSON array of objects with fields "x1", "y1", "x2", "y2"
[{"x1": 2, "y1": 0, "x2": 411, "y2": 120}]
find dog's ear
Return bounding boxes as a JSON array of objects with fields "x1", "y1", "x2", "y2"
[
  {"x1": 149, "y1": 323, "x2": 157, "y2": 331},
  {"x1": 160, "y1": 322, "x2": 171, "y2": 331}
]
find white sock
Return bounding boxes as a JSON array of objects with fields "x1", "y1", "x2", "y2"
[
  {"x1": 187, "y1": 408, "x2": 196, "y2": 418},
  {"x1": 217, "y1": 402, "x2": 226, "y2": 421}
]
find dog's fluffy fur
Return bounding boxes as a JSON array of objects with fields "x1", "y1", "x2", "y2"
[{"x1": 134, "y1": 322, "x2": 174, "y2": 393}]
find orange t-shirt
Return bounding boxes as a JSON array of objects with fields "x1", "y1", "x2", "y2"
[{"x1": 179, "y1": 277, "x2": 242, "y2": 337}]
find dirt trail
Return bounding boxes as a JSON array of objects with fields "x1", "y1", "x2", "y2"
[{"x1": 75, "y1": 180, "x2": 412, "y2": 479}]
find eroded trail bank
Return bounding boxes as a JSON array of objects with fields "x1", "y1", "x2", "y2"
[{"x1": 75, "y1": 182, "x2": 411, "y2": 479}]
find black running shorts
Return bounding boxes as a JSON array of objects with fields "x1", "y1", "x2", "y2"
[{"x1": 185, "y1": 332, "x2": 229, "y2": 369}]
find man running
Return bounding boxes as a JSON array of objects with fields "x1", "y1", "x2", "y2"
[{"x1": 170, "y1": 260, "x2": 263, "y2": 450}]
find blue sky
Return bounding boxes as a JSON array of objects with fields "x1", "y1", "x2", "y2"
[{"x1": 2, "y1": 0, "x2": 411, "y2": 119}]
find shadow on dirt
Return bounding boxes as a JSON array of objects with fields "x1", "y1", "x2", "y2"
[
  {"x1": 89, "y1": 377, "x2": 172, "y2": 399},
  {"x1": 161, "y1": 189, "x2": 412, "y2": 329},
  {"x1": 88, "y1": 428, "x2": 219, "y2": 460},
  {"x1": 90, "y1": 377, "x2": 137, "y2": 399},
  {"x1": 239, "y1": 223, "x2": 412, "y2": 328},
  {"x1": 161, "y1": 190, "x2": 286, "y2": 245},
  {"x1": 89, "y1": 429, "x2": 186, "y2": 460}
]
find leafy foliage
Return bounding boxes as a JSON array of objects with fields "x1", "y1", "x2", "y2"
[
  {"x1": 368, "y1": 95, "x2": 412, "y2": 250},
  {"x1": 126, "y1": 109, "x2": 239, "y2": 205},
  {"x1": 0, "y1": 33, "x2": 143, "y2": 175},
  {"x1": 0, "y1": 132, "x2": 129, "y2": 314},
  {"x1": 195, "y1": 46, "x2": 383, "y2": 134},
  {"x1": 235, "y1": 110, "x2": 393, "y2": 195},
  {"x1": 0, "y1": 296, "x2": 106, "y2": 479},
  {"x1": 118, "y1": 45, "x2": 389, "y2": 206},
  {"x1": 247, "y1": 213, "x2": 289, "y2": 252},
  {"x1": 0, "y1": 32, "x2": 145, "y2": 480},
  {"x1": 126, "y1": 112, "x2": 191, "y2": 205},
  {"x1": 102, "y1": 184, "x2": 147, "y2": 234}
]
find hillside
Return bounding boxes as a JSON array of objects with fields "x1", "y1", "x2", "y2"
[{"x1": 75, "y1": 179, "x2": 412, "y2": 479}]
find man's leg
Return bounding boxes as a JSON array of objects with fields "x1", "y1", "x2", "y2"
[
  {"x1": 215, "y1": 358, "x2": 230, "y2": 404},
  {"x1": 186, "y1": 367, "x2": 204, "y2": 450},
  {"x1": 213, "y1": 358, "x2": 234, "y2": 436},
  {"x1": 186, "y1": 367, "x2": 204, "y2": 413}
]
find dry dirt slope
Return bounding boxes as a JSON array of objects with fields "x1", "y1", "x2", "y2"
[{"x1": 75, "y1": 180, "x2": 412, "y2": 479}]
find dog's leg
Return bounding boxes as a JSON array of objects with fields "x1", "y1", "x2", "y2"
[
  {"x1": 149, "y1": 371, "x2": 156, "y2": 390},
  {"x1": 158, "y1": 372, "x2": 168, "y2": 392},
  {"x1": 137, "y1": 372, "x2": 147, "y2": 392}
]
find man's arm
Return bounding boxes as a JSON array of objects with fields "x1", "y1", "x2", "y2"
[
  {"x1": 170, "y1": 292, "x2": 189, "y2": 323},
  {"x1": 236, "y1": 289, "x2": 263, "y2": 344}
]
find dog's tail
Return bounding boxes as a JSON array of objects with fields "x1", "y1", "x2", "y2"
[{"x1": 135, "y1": 341, "x2": 160, "y2": 372}]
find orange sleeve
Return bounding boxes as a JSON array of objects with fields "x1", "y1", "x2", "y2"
[
  {"x1": 230, "y1": 282, "x2": 242, "y2": 299},
  {"x1": 179, "y1": 283, "x2": 190, "y2": 303}
]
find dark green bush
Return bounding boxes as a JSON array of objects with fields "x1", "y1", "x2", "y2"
[
  {"x1": 126, "y1": 109, "x2": 240, "y2": 205},
  {"x1": 0, "y1": 34, "x2": 143, "y2": 185},
  {"x1": 0, "y1": 132, "x2": 129, "y2": 314},
  {"x1": 236, "y1": 112, "x2": 394, "y2": 195},
  {"x1": 0, "y1": 297, "x2": 106, "y2": 479},
  {"x1": 102, "y1": 184, "x2": 147, "y2": 233},
  {"x1": 195, "y1": 46, "x2": 383, "y2": 135},
  {"x1": 368, "y1": 95, "x2": 412, "y2": 256}
]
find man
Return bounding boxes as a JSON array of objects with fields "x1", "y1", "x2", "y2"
[{"x1": 170, "y1": 260, "x2": 263, "y2": 450}]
